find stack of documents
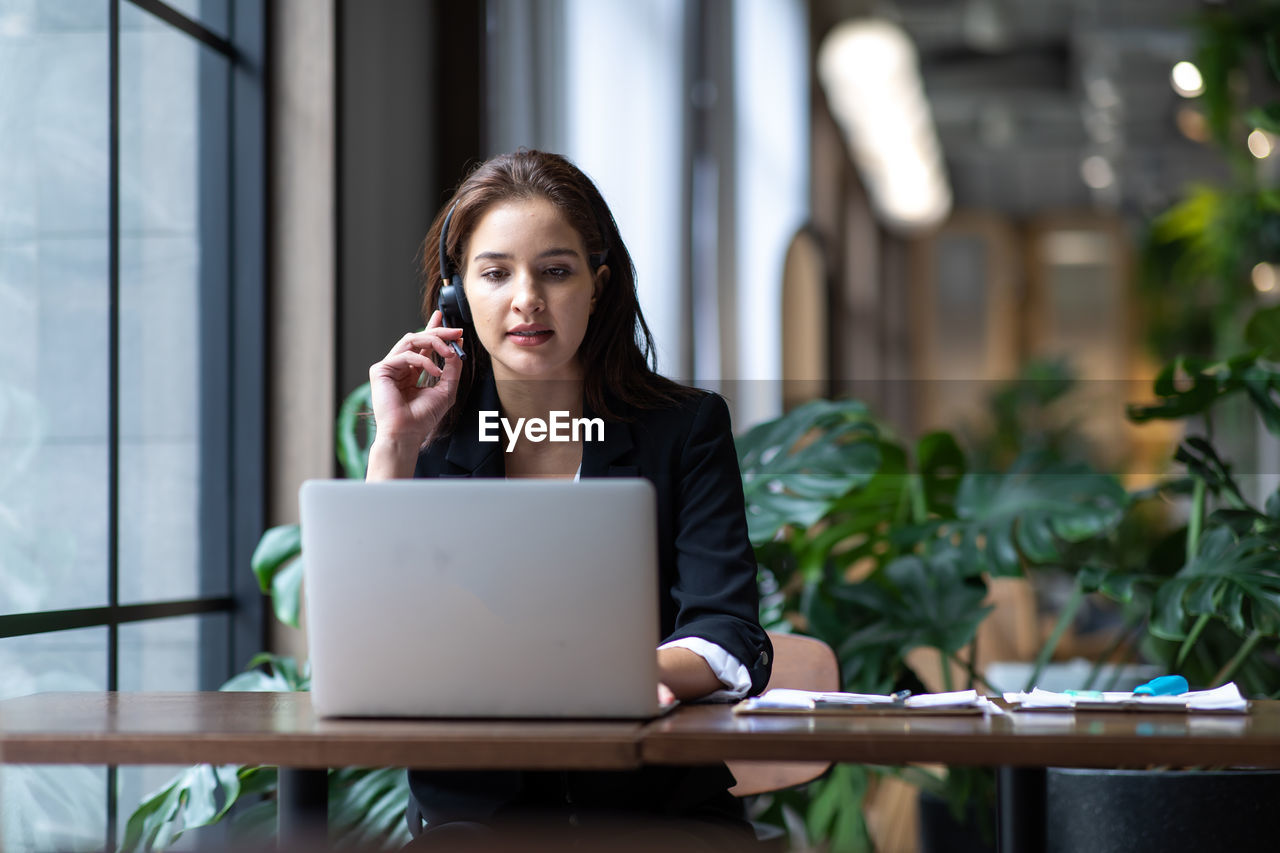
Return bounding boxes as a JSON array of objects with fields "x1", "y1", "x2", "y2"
[
  {"x1": 735, "y1": 688, "x2": 1003, "y2": 715},
  {"x1": 1003, "y1": 682, "x2": 1248, "y2": 713}
]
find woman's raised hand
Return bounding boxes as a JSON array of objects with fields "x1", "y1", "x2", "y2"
[{"x1": 366, "y1": 311, "x2": 464, "y2": 479}]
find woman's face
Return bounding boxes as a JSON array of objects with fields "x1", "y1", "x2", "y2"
[{"x1": 462, "y1": 197, "x2": 605, "y2": 383}]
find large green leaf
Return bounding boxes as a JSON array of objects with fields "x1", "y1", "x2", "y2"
[
  {"x1": 221, "y1": 654, "x2": 310, "y2": 692},
  {"x1": 250, "y1": 524, "x2": 303, "y2": 627},
  {"x1": 830, "y1": 552, "x2": 992, "y2": 663},
  {"x1": 912, "y1": 458, "x2": 1129, "y2": 577},
  {"x1": 120, "y1": 764, "x2": 242, "y2": 852},
  {"x1": 736, "y1": 399, "x2": 882, "y2": 543},
  {"x1": 1175, "y1": 436, "x2": 1248, "y2": 506},
  {"x1": 790, "y1": 442, "x2": 912, "y2": 584},
  {"x1": 917, "y1": 431, "x2": 966, "y2": 517},
  {"x1": 1246, "y1": 304, "x2": 1280, "y2": 361},
  {"x1": 329, "y1": 767, "x2": 413, "y2": 849},
  {"x1": 1128, "y1": 353, "x2": 1280, "y2": 436},
  {"x1": 337, "y1": 382, "x2": 375, "y2": 480},
  {"x1": 1151, "y1": 527, "x2": 1280, "y2": 641},
  {"x1": 804, "y1": 764, "x2": 871, "y2": 853},
  {"x1": 250, "y1": 524, "x2": 301, "y2": 593}
]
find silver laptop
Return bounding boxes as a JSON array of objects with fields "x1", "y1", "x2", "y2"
[{"x1": 299, "y1": 478, "x2": 661, "y2": 719}]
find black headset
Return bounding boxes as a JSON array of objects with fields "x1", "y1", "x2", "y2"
[
  {"x1": 436, "y1": 204, "x2": 471, "y2": 359},
  {"x1": 436, "y1": 200, "x2": 612, "y2": 357}
]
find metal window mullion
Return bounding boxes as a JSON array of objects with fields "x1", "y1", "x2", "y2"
[
  {"x1": 107, "y1": 4, "x2": 121, "y2": 849},
  {"x1": 125, "y1": 0, "x2": 234, "y2": 57},
  {"x1": 0, "y1": 598, "x2": 236, "y2": 639},
  {"x1": 228, "y1": 0, "x2": 267, "y2": 675},
  {"x1": 107, "y1": 0, "x2": 121, "y2": 693}
]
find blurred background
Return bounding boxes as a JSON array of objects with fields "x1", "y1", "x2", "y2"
[{"x1": 2, "y1": 0, "x2": 1278, "y2": 850}]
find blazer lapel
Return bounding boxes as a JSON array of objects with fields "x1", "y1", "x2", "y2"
[
  {"x1": 580, "y1": 398, "x2": 638, "y2": 478},
  {"x1": 443, "y1": 373, "x2": 505, "y2": 477}
]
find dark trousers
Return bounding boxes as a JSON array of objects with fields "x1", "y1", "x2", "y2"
[{"x1": 405, "y1": 767, "x2": 755, "y2": 851}]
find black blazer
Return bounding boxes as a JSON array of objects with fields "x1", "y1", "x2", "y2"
[{"x1": 413, "y1": 373, "x2": 773, "y2": 695}]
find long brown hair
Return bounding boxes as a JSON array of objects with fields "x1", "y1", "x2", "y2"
[{"x1": 419, "y1": 150, "x2": 695, "y2": 431}]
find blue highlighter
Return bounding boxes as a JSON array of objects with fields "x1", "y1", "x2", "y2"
[{"x1": 1133, "y1": 675, "x2": 1189, "y2": 696}]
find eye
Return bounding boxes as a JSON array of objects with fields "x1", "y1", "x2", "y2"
[
  {"x1": 543, "y1": 267, "x2": 572, "y2": 280},
  {"x1": 480, "y1": 268, "x2": 509, "y2": 282}
]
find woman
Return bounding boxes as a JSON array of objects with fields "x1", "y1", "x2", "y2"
[{"x1": 367, "y1": 150, "x2": 771, "y2": 847}]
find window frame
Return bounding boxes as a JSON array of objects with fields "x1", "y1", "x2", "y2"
[{"x1": 0, "y1": 0, "x2": 266, "y2": 847}]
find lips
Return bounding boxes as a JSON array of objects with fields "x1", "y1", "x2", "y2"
[{"x1": 507, "y1": 325, "x2": 554, "y2": 346}]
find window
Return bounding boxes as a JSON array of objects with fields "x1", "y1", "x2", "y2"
[{"x1": 0, "y1": 0, "x2": 264, "y2": 848}]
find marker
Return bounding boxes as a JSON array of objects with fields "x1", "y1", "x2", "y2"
[{"x1": 1133, "y1": 675, "x2": 1189, "y2": 696}]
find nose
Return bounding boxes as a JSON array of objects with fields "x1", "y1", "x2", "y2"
[{"x1": 510, "y1": 270, "x2": 544, "y2": 315}]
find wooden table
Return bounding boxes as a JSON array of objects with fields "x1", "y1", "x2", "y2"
[
  {"x1": 4, "y1": 693, "x2": 1280, "y2": 851},
  {"x1": 0, "y1": 691, "x2": 644, "y2": 847},
  {"x1": 641, "y1": 702, "x2": 1280, "y2": 768},
  {"x1": 645, "y1": 702, "x2": 1280, "y2": 851},
  {"x1": 0, "y1": 691, "x2": 643, "y2": 769}
]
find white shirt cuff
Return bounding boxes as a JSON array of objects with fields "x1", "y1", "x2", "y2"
[{"x1": 658, "y1": 636, "x2": 753, "y2": 701}]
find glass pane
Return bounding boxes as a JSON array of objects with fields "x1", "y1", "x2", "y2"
[
  {"x1": 0, "y1": 765, "x2": 107, "y2": 852},
  {"x1": 0, "y1": 0, "x2": 110, "y2": 615},
  {"x1": 0, "y1": 628, "x2": 108, "y2": 852},
  {"x1": 118, "y1": 612, "x2": 230, "y2": 691},
  {"x1": 118, "y1": 3, "x2": 229, "y2": 604}
]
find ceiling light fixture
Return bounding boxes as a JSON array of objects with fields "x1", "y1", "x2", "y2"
[
  {"x1": 1252, "y1": 262, "x2": 1276, "y2": 293},
  {"x1": 817, "y1": 19, "x2": 951, "y2": 232},
  {"x1": 1248, "y1": 129, "x2": 1273, "y2": 159},
  {"x1": 1170, "y1": 61, "x2": 1204, "y2": 98},
  {"x1": 1080, "y1": 155, "x2": 1115, "y2": 190}
]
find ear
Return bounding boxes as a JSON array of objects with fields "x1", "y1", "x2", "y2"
[{"x1": 590, "y1": 265, "x2": 610, "y2": 313}]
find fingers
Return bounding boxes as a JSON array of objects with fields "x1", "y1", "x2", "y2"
[
  {"x1": 384, "y1": 322, "x2": 465, "y2": 361},
  {"x1": 371, "y1": 349, "x2": 439, "y2": 384}
]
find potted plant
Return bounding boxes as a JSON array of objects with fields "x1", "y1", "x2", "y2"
[{"x1": 736, "y1": 303, "x2": 1280, "y2": 853}]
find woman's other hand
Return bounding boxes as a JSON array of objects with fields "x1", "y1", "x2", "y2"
[
  {"x1": 656, "y1": 646, "x2": 722, "y2": 702},
  {"x1": 366, "y1": 310, "x2": 464, "y2": 479}
]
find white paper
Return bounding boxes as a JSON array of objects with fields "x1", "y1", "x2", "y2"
[
  {"x1": 904, "y1": 689, "x2": 979, "y2": 708},
  {"x1": 1185, "y1": 683, "x2": 1247, "y2": 712},
  {"x1": 737, "y1": 687, "x2": 998, "y2": 712},
  {"x1": 1006, "y1": 682, "x2": 1249, "y2": 713}
]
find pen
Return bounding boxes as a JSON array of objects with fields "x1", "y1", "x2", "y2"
[{"x1": 890, "y1": 690, "x2": 912, "y2": 704}]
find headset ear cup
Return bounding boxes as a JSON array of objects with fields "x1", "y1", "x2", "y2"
[
  {"x1": 452, "y1": 274, "x2": 472, "y2": 325},
  {"x1": 438, "y1": 282, "x2": 465, "y2": 330}
]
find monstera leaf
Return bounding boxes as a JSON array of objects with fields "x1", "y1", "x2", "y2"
[
  {"x1": 250, "y1": 524, "x2": 303, "y2": 628},
  {"x1": 787, "y1": 441, "x2": 911, "y2": 584},
  {"x1": 905, "y1": 457, "x2": 1129, "y2": 577},
  {"x1": 735, "y1": 399, "x2": 882, "y2": 543},
  {"x1": 830, "y1": 552, "x2": 992, "y2": 665},
  {"x1": 1245, "y1": 303, "x2": 1280, "y2": 361},
  {"x1": 1128, "y1": 351, "x2": 1280, "y2": 437},
  {"x1": 336, "y1": 381, "x2": 375, "y2": 480},
  {"x1": 1151, "y1": 527, "x2": 1280, "y2": 640}
]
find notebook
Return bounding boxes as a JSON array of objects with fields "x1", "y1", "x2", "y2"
[{"x1": 299, "y1": 478, "x2": 661, "y2": 719}]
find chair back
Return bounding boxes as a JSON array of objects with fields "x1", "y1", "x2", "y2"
[{"x1": 727, "y1": 631, "x2": 840, "y2": 797}]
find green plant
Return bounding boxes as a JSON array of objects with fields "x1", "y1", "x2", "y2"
[
  {"x1": 1086, "y1": 305, "x2": 1280, "y2": 696},
  {"x1": 121, "y1": 384, "x2": 407, "y2": 852},
  {"x1": 741, "y1": 306, "x2": 1280, "y2": 852},
  {"x1": 736, "y1": 391, "x2": 1132, "y2": 851},
  {"x1": 1139, "y1": 3, "x2": 1280, "y2": 360}
]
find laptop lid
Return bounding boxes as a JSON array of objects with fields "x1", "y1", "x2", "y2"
[{"x1": 299, "y1": 478, "x2": 660, "y2": 719}]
